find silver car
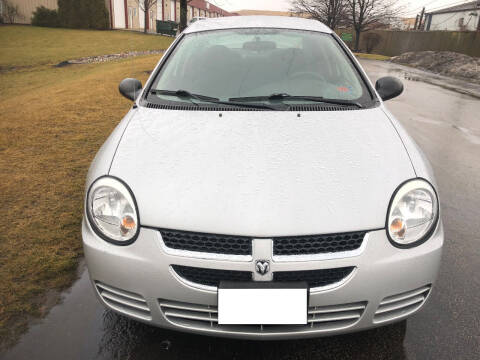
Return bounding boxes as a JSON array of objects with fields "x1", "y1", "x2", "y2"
[{"x1": 83, "y1": 16, "x2": 443, "y2": 339}]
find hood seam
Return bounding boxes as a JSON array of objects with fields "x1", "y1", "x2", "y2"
[
  {"x1": 108, "y1": 109, "x2": 136, "y2": 175},
  {"x1": 381, "y1": 107, "x2": 418, "y2": 177}
]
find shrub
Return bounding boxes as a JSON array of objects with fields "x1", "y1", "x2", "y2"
[
  {"x1": 31, "y1": 6, "x2": 59, "y2": 27},
  {"x1": 58, "y1": 0, "x2": 110, "y2": 30},
  {"x1": 2, "y1": 0, "x2": 23, "y2": 23}
]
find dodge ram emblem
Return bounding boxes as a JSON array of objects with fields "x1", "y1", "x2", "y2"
[{"x1": 255, "y1": 260, "x2": 270, "y2": 275}]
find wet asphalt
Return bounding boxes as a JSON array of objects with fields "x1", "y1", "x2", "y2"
[{"x1": 1, "y1": 60, "x2": 479, "y2": 360}]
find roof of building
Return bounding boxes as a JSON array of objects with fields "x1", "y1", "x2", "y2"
[
  {"x1": 235, "y1": 10, "x2": 295, "y2": 17},
  {"x1": 184, "y1": 15, "x2": 332, "y2": 34},
  {"x1": 427, "y1": 0, "x2": 480, "y2": 15},
  {"x1": 188, "y1": 0, "x2": 232, "y2": 16}
]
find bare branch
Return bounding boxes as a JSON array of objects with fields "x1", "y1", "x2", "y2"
[
  {"x1": 290, "y1": 0, "x2": 348, "y2": 30},
  {"x1": 345, "y1": 0, "x2": 404, "y2": 51}
]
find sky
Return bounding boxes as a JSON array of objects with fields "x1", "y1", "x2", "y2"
[{"x1": 212, "y1": 0, "x2": 475, "y2": 17}]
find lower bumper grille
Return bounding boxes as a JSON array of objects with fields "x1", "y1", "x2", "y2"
[
  {"x1": 95, "y1": 282, "x2": 151, "y2": 321},
  {"x1": 159, "y1": 299, "x2": 367, "y2": 333},
  {"x1": 171, "y1": 265, "x2": 355, "y2": 289},
  {"x1": 374, "y1": 285, "x2": 431, "y2": 323},
  {"x1": 172, "y1": 265, "x2": 252, "y2": 287},
  {"x1": 274, "y1": 267, "x2": 355, "y2": 288}
]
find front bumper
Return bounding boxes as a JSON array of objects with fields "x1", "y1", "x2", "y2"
[{"x1": 82, "y1": 219, "x2": 443, "y2": 340}]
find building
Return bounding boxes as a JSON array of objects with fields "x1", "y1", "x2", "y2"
[
  {"x1": 398, "y1": 17, "x2": 417, "y2": 30},
  {"x1": 0, "y1": 0, "x2": 58, "y2": 24},
  {"x1": 235, "y1": 9, "x2": 295, "y2": 17},
  {"x1": 425, "y1": 0, "x2": 480, "y2": 31},
  {"x1": 110, "y1": 0, "x2": 232, "y2": 32},
  {"x1": 0, "y1": 0, "x2": 231, "y2": 31}
]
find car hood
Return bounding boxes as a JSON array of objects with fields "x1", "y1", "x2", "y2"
[{"x1": 109, "y1": 107, "x2": 414, "y2": 236}]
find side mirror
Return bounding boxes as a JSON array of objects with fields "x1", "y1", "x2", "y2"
[
  {"x1": 375, "y1": 76, "x2": 403, "y2": 101},
  {"x1": 119, "y1": 78, "x2": 143, "y2": 101}
]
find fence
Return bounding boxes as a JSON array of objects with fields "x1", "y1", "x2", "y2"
[{"x1": 338, "y1": 30, "x2": 480, "y2": 58}]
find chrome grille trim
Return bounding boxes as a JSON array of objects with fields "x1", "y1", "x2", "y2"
[
  {"x1": 159, "y1": 299, "x2": 367, "y2": 333},
  {"x1": 170, "y1": 265, "x2": 218, "y2": 292},
  {"x1": 310, "y1": 267, "x2": 357, "y2": 293},
  {"x1": 374, "y1": 285, "x2": 431, "y2": 324},
  {"x1": 95, "y1": 282, "x2": 151, "y2": 321}
]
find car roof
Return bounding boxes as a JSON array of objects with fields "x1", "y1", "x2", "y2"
[{"x1": 184, "y1": 15, "x2": 332, "y2": 34}]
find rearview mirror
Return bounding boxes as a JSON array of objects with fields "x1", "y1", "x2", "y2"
[
  {"x1": 375, "y1": 76, "x2": 403, "y2": 101},
  {"x1": 119, "y1": 78, "x2": 143, "y2": 101}
]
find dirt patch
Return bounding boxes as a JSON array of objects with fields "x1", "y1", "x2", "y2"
[
  {"x1": 54, "y1": 50, "x2": 164, "y2": 67},
  {"x1": 391, "y1": 51, "x2": 480, "y2": 85}
]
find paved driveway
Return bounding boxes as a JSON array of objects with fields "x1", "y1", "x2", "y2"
[{"x1": 2, "y1": 59, "x2": 479, "y2": 360}]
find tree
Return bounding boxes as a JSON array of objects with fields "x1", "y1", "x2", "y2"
[
  {"x1": 179, "y1": 0, "x2": 194, "y2": 33},
  {"x1": 345, "y1": 0, "x2": 402, "y2": 51},
  {"x1": 2, "y1": 0, "x2": 23, "y2": 23},
  {"x1": 290, "y1": 0, "x2": 347, "y2": 30},
  {"x1": 136, "y1": 0, "x2": 157, "y2": 33}
]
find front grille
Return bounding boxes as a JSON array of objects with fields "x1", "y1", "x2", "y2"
[
  {"x1": 159, "y1": 299, "x2": 367, "y2": 333},
  {"x1": 160, "y1": 229, "x2": 251, "y2": 256},
  {"x1": 95, "y1": 282, "x2": 151, "y2": 321},
  {"x1": 172, "y1": 265, "x2": 252, "y2": 287},
  {"x1": 160, "y1": 228, "x2": 368, "y2": 257},
  {"x1": 274, "y1": 267, "x2": 355, "y2": 288},
  {"x1": 273, "y1": 231, "x2": 366, "y2": 256},
  {"x1": 374, "y1": 285, "x2": 431, "y2": 323},
  {"x1": 172, "y1": 265, "x2": 354, "y2": 289}
]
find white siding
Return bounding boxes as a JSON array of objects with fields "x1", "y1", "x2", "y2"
[
  {"x1": 157, "y1": 0, "x2": 163, "y2": 20},
  {"x1": 429, "y1": 10, "x2": 480, "y2": 31},
  {"x1": 113, "y1": 0, "x2": 125, "y2": 28},
  {"x1": 170, "y1": 0, "x2": 175, "y2": 21},
  {"x1": 139, "y1": 6, "x2": 145, "y2": 29}
]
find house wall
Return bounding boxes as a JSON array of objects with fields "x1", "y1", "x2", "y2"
[
  {"x1": 2, "y1": 0, "x2": 57, "y2": 24},
  {"x1": 427, "y1": 10, "x2": 480, "y2": 31}
]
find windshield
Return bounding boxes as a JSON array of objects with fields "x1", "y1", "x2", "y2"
[{"x1": 149, "y1": 28, "x2": 372, "y2": 106}]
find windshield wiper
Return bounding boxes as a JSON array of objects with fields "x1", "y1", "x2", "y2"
[
  {"x1": 229, "y1": 93, "x2": 363, "y2": 108},
  {"x1": 152, "y1": 89, "x2": 218, "y2": 102},
  {"x1": 150, "y1": 89, "x2": 283, "y2": 110}
]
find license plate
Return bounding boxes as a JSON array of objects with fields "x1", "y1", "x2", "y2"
[{"x1": 218, "y1": 282, "x2": 308, "y2": 325}]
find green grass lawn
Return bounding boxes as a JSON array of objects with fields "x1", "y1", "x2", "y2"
[
  {"x1": 0, "y1": 25, "x2": 173, "y2": 68},
  {"x1": 0, "y1": 25, "x2": 173, "y2": 350}
]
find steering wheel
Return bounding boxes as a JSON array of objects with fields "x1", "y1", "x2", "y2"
[{"x1": 288, "y1": 71, "x2": 325, "y2": 82}]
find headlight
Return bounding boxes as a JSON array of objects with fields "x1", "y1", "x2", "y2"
[
  {"x1": 387, "y1": 179, "x2": 439, "y2": 248},
  {"x1": 86, "y1": 176, "x2": 139, "y2": 245}
]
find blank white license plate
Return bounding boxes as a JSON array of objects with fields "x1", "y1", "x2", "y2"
[{"x1": 218, "y1": 282, "x2": 308, "y2": 325}]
